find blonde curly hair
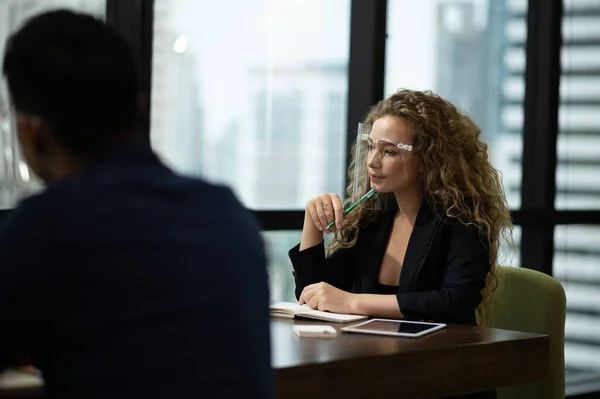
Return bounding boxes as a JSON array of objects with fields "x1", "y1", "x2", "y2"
[{"x1": 328, "y1": 89, "x2": 513, "y2": 326}]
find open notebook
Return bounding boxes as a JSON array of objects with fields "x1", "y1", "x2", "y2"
[{"x1": 270, "y1": 301, "x2": 368, "y2": 323}]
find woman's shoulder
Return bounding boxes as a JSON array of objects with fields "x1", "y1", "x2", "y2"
[{"x1": 424, "y1": 197, "x2": 488, "y2": 242}]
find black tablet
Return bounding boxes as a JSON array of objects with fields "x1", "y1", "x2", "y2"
[{"x1": 341, "y1": 318, "x2": 446, "y2": 338}]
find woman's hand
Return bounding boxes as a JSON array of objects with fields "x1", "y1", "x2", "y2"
[
  {"x1": 298, "y1": 282, "x2": 358, "y2": 314},
  {"x1": 305, "y1": 193, "x2": 344, "y2": 234}
]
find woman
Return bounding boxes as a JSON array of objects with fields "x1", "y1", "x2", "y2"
[
  {"x1": 290, "y1": 88, "x2": 512, "y2": 328},
  {"x1": 289, "y1": 89, "x2": 512, "y2": 399}
]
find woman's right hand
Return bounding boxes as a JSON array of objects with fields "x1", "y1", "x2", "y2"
[{"x1": 305, "y1": 193, "x2": 345, "y2": 234}]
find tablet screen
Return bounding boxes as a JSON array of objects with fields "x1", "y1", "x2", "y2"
[{"x1": 350, "y1": 320, "x2": 437, "y2": 334}]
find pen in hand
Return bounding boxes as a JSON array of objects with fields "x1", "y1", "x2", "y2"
[{"x1": 326, "y1": 189, "x2": 376, "y2": 230}]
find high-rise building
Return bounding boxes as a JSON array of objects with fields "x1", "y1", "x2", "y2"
[
  {"x1": 0, "y1": 0, "x2": 105, "y2": 208},
  {"x1": 244, "y1": 63, "x2": 347, "y2": 301},
  {"x1": 151, "y1": 0, "x2": 204, "y2": 176},
  {"x1": 241, "y1": 63, "x2": 347, "y2": 209}
]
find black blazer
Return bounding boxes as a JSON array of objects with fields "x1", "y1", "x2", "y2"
[
  {"x1": 289, "y1": 199, "x2": 491, "y2": 325},
  {"x1": 0, "y1": 143, "x2": 272, "y2": 399}
]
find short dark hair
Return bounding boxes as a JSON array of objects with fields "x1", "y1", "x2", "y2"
[{"x1": 2, "y1": 10, "x2": 139, "y2": 156}]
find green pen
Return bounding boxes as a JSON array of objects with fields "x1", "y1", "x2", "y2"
[{"x1": 326, "y1": 188, "x2": 376, "y2": 230}]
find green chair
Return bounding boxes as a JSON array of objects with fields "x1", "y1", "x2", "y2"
[{"x1": 490, "y1": 266, "x2": 566, "y2": 399}]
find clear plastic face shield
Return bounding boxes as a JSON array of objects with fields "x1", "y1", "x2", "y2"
[{"x1": 350, "y1": 122, "x2": 414, "y2": 211}]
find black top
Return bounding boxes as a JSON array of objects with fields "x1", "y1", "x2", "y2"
[
  {"x1": 374, "y1": 282, "x2": 399, "y2": 295},
  {"x1": 0, "y1": 142, "x2": 273, "y2": 399}
]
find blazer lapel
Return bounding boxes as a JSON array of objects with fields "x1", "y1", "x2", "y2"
[{"x1": 397, "y1": 200, "x2": 442, "y2": 294}]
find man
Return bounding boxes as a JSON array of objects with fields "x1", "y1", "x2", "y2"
[{"x1": 0, "y1": 10, "x2": 272, "y2": 399}]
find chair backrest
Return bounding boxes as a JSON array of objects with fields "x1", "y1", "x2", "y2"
[{"x1": 490, "y1": 266, "x2": 566, "y2": 399}]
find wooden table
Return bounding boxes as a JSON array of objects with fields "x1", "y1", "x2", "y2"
[
  {"x1": 0, "y1": 318, "x2": 549, "y2": 399},
  {"x1": 273, "y1": 318, "x2": 549, "y2": 398}
]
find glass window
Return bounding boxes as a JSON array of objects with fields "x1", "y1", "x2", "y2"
[
  {"x1": 556, "y1": 0, "x2": 600, "y2": 389},
  {"x1": 151, "y1": 0, "x2": 351, "y2": 210},
  {"x1": 151, "y1": 0, "x2": 350, "y2": 302},
  {"x1": 385, "y1": 0, "x2": 526, "y2": 209},
  {"x1": 556, "y1": 0, "x2": 600, "y2": 209},
  {"x1": 0, "y1": 0, "x2": 106, "y2": 208},
  {"x1": 555, "y1": 225, "x2": 600, "y2": 381},
  {"x1": 499, "y1": 225, "x2": 521, "y2": 267},
  {"x1": 263, "y1": 231, "x2": 302, "y2": 302}
]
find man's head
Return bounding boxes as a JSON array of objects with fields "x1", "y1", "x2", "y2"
[{"x1": 2, "y1": 10, "x2": 139, "y2": 181}]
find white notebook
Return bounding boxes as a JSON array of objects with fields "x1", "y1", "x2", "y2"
[{"x1": 270, "y1": 301, "x2": 368, "y2": 323}]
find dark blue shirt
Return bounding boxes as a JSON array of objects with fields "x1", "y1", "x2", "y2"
[{"x1": 0, "y1": 143, "x2": 273, "y2": 399}]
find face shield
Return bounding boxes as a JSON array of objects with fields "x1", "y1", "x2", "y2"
[{"x1": 350, "y1": 122, "x2": 414, "y2": 211}]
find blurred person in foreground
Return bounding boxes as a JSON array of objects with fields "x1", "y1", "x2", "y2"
[{"x1": 0, "y1": 9, "x2": 272, "y2": 399}]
